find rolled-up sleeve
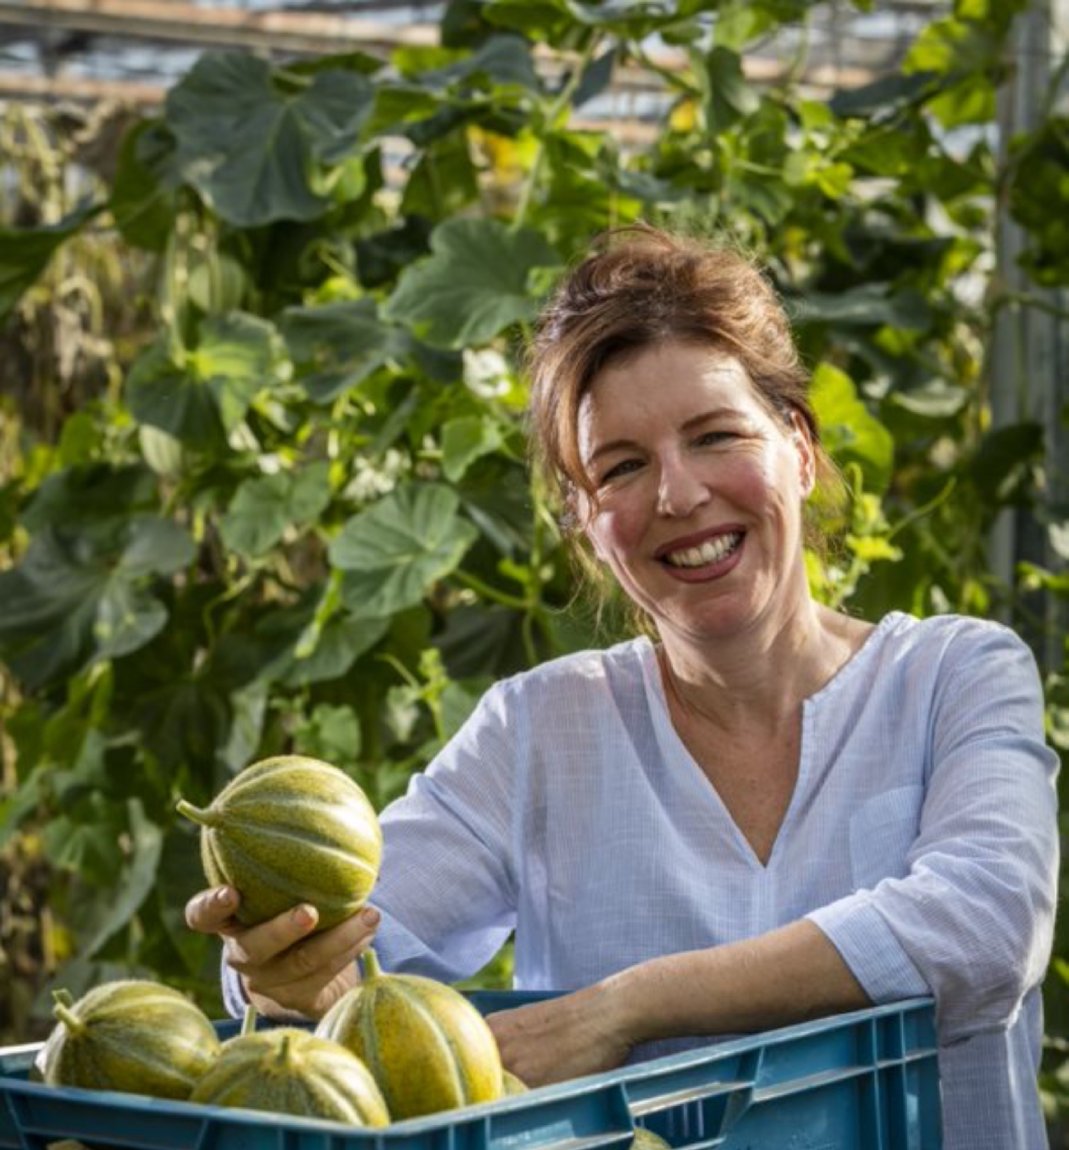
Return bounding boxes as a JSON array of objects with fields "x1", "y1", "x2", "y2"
[{"x1": 808, "y1": 623, "x2": 1059, "y2": 1041}]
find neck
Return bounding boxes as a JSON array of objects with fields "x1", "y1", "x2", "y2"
[{"x1": 656, "y1": 600, "x2": 849, "y2": 733}]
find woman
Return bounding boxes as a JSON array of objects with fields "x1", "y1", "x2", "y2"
[{"x1": 186, "y1": 225, "x2": 1059, "y2": 1150}]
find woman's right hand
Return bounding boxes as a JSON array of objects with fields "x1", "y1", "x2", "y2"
[{"x1": 184, "y1": 885, "x2": 381, "y2": 1020}]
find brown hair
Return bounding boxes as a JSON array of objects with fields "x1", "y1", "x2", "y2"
[{"x1": 525, "y1": 223, "x2": 844, "y2": 619}]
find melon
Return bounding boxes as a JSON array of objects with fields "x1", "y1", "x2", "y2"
[
  {"x1": 189, "y1": 1026, "x2": 390, "y2": 1125},
  {"x1": 38, "y1": 980, "x2": 220, "y2": 1100},
  {"x1": 176, "y1": 754, "x2": 381, "y2": 931},
  {"x1": 315, "y1": 950, "x2": 504, "y2": 1118}
]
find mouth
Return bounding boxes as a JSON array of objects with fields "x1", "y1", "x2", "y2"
[{"x1": 661, "y1": 531, "x2": 744, "y2": 569}]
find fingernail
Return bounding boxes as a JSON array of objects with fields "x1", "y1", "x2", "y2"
[
  {"x1": 214, "y1": 888, "x2": 236, "y2": 909},
  {"x1": 292, "y1": 904, "x2": 317, "y2": 930},
  {"x1": 360, "y1": 906, "x2": 380, "y2": 927}
]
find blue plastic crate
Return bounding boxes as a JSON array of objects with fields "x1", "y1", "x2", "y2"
[{"x1": 0, "y1": 995, "x2": 941, "y2": 1150}]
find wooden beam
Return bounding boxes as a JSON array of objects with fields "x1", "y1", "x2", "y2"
[
  {"x1": 0, "y1": 0, "x2": 437, "y2": 55},
  {"x1": 0, "y1": 71, "x2": 167, "y2": 104}
]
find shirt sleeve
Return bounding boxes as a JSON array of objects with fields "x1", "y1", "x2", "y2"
[
  {"x1": 370, "y1": 680, "x2": 520, "y2": 981},
  {"x1": 807, "y1": 621, "x2": 1059, "y2": 1042}
]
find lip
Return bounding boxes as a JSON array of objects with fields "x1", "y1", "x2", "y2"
[
  {"x1": 653, "y1": 526, "x2": 746, "y2": 561},
  {"x1": 654, "y1": 527, "x2": 746, "y2": 583}
]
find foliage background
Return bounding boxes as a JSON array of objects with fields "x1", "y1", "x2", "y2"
[{"x1": 2, "y1": 0, "x2": 1068, "y2": 1130}]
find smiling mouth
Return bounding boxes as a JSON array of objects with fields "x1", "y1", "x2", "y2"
[{"x1": 662, "y1": 532, "x2": 743, "y2": 569}]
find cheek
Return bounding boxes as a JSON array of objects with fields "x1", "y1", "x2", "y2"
[{"x1": 585, "y1": 505, "x2": 642, "y2": 561}]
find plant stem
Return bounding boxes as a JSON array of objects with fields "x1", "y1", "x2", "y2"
[{"x1": 513, "y1": 34, "x2": 599, "y2": 230}]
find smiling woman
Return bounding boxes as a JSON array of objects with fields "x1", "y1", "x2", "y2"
[{"x1": 187, "y1": 224, "x2": 1060, "y2": 1150}]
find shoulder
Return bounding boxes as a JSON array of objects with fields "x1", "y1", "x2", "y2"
[
  {"x1": 866, "y1": 611, "x2": 1044, "y2": 716},
  {"x1": 486, "y1": 635, "x2": 655, "y2": 711},
  {"x1": 439, "y1": 637, "x2": 656, "y2": 773},
  {"x1": 874, "y1": 610, "x2": 1036, "y2": 665}
]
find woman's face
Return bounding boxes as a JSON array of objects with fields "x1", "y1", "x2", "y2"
[{"x1": 575, "y1": 341, "x2": 815, "y2": 646}]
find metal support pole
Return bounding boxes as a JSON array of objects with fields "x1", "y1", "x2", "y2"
[{"x1": 991, "y1": 0, "x2": 1069, "y2": 673}]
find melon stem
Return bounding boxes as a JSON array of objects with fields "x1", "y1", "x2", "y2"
[
  {"x1": 176, "y1": 798, "x2": 218, "y2": 827},
  {"x1": 362, "y1": 948, "x2": 381, "y2": 981},
  {"x1": 241, "y1": 1004, "x2": 258, "y2": 1036},
  {"x1": 52, "y1": 1003, "x2": 85, "y2": 1034}
]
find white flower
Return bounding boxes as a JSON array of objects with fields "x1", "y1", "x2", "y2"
[{"x1": 463, "y1": 348, "x2": 512, "y2": 398}]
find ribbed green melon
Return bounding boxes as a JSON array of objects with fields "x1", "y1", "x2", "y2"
[
  {"x1": 176, "y1": 755, "x2": 382, "y2": 931},
  {"x1": 631, "y1": 1129, "x2": 672, "y2": 1150},
  {"x1": 315, "y1": 950, "x2": 504, "y2": 1119},
  {"x1": 189, "y1": 1027, "x2": 390, "y2": 1126},
  {"x1": 38, "y1": 980, "x2": 220, "y2": 1099},
  {"x1": 502, "y1": 1070, "x2": 528, "y2": 1095}
]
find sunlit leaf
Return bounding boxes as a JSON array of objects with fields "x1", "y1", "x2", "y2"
[
  {"x1": 330, "y1": 483, "x2": 479, "y2": 618},
  {"x1": 810, "y1": 363, "x2": 895, "y2": 493},
  {"x1": 384, "y1": 217, "x2": 560, "y2": 348}
]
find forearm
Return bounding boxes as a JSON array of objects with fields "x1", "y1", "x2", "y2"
[{"x1": 607, "y1": 920, "x2": 870, "y2": 1046}]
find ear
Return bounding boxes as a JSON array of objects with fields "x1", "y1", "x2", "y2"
[{"x1": 788, "y1": 411, "x2": 816, "y2": 498}]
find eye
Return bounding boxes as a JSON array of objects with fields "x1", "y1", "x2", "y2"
[
  {"x1": 696, "y1": 430, "x2": 735, "y2": 447},
  {"x1": 600, "y1": 457, "x2": 643, "y2": 484}
]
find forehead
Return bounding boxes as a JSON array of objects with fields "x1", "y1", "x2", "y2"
[{"x1": 577, "y1": 343, "x2": 762, "y2": 445}]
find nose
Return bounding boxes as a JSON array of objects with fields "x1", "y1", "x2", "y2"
[{"x1": 656, "y1": 455, "x2": 709, "y2": 518}]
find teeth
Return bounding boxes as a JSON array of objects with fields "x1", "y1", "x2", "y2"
[{"x1": 664, "y1": 533, "x2": 742, "y2": 569}]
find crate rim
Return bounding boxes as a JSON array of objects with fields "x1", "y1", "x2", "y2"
[{"x1": 0, "y1": 995, "x2": 937, "y2": 1138}]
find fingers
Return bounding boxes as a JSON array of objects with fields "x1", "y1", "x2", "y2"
[
  {"x1": 228, "y1": 905, "x2": 381, "y2": 1017},
  {"x1": 185, "y1": 886, "x2": 241, "y2": 934},
  {"x1": 225, "y1": 903, "x2": 323, "y2": 970}
]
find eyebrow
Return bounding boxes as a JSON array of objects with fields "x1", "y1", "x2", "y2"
[{"x1": 582, "y1": 407, "x2": 740, "y2": 466}]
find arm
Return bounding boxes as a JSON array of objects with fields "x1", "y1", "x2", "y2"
[
  {"x1": 488, "y1": 919, "x2": 869, "y2": 1086},
  {"x1": 370, "y1": 679, "x2": 520, "y2": 979},
  {"x1": 490, "y1": 621, "x2": 1058, "y2": 1084},
  {"x1": 807, "y1": 621, "x2": 1059, "y2": 1040}
]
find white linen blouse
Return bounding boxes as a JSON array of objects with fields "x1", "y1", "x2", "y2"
[{"x1": 223, "y1": 611, "x2": 1059, "y2": 1148}]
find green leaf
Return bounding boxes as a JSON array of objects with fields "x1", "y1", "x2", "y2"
[
  {"x1": 810, "y1": 363, "x2": 895, "y2": 493},
  {"x1": 0, "y1": 202, "x2": 102, "y2": 322},
  {"x1": 109, "y1": 119, "x2": 180, "y2": 252},
  {"x1": 125, "y1": 339, "x2": 225, "y2": 449},
  {"x1": 793, "y1": 283, "x2": 931, "y2": 331},
  {"x1": 384, "y1": 217, "x2": 560, "y2": 348},
  {"x1": 573, "y1": 47, "x2": 616, "y2": 109},
  {"x1": 968, "y1": 421, "x2": 1044, "y2": 505},
  {"x1": 887, "y1": 382, "x2": 970, "y2": 419},
  {"x1": 82, "y1": 799, "x2": 164, "y2": 958},
  {"x1": 0, "y1": 517, "x2": 194, "y2": 690},
  {"x1": 703, "y1": 46, "x2": 760, "y2": 134},
  {"x1": 165, "y1": 52, "x2": 374, "y2": 226},
  {"x1": 442, "y1": 415, "x2": 506, "y2": 481},
  {"x1": 193, "y1": 313, "x2": 283, "y2": 432},
  {"x1": 403, "y1": 34, "x2": 541, "y2": 92},
  {"x1": 126, "y1": 314, "x2": 281, "y2": 445},
  {"x1": 282, "y1": 614, "x2": 390, "y2": 686},
  {"x1": 330, "y1": 483, "x2": 479, "y2": 618},
  {"x1": 401, "y1": 132, "x2": 482, "y2": 221},
  {"x1": 294, "y1": 703, "x2": 362, "y2": 765},
  {"x1": 484, "y1": 0, "x2": 699, "y2": 43},
  {"x1": 23, "y1": 463, "x2": 157, "y2": 533},
  {"x1": 220, "y1": 462, "x2": 332, "y2": 558},
  {"x1": 829, "y1": 71, "x2": 938, "y2": 119},
  {"x1": 281, "y1": 299, "x2": 412, "y2": 403}
]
